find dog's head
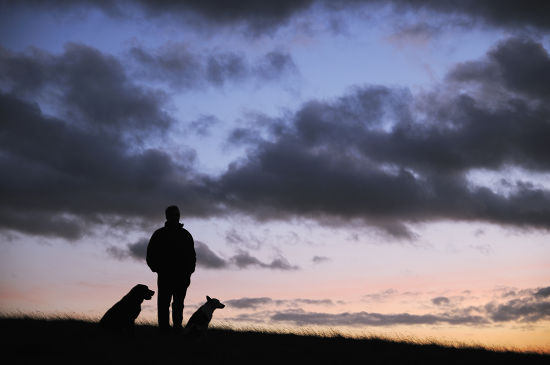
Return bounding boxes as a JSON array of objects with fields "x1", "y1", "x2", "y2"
[
  {"x1": 131, "y1": 284, "x2": 155, "y2": 300},
  {"x1": 206, "y1": 295, "x2": 225, "y2": 309}
]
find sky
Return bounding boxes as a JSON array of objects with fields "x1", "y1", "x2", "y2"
[{"x1": 1, "y1": 0, "x2": 549, "y2": 352}]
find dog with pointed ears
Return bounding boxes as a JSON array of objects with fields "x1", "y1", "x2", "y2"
[{"x1": 184, "y1": 296, "x2": 225, "y2": 338}]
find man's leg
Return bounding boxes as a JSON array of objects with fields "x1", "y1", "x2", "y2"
[
  {"x1": 157, "y1": 274, "x2": 172, "y2": 330},
  {"x1": 171, "y1": 276, "x2": 190, "y2": 329}
]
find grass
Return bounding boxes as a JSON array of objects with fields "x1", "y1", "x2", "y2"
[{"x1": 2, "y1": 315, "x2": 548, "y2": 364}]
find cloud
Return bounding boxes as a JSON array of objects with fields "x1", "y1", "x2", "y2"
[
  {"x1": 293, "y1": 298, "x2": 334, "y2": 306},
  {"x1": 128, "y1": 45, "x2": 203, "y2": 89},
  {"x1": 270, "y1": 309, "x2": 488, "y2": 327},
  {"x1": 486, "y1": 294, "x2": 550, "y2": 323},
  {"x1": 129, "y1": 45, "x2": 297, "y2": 90},
  {"x1": 226, "y1": 297, "x2": 274, "y2": 309},
  {"x1": 390, "y1": 0, "x2": 550, "y2": 31},
  {"x1": 127, "y1": 239, "x2": 148, "y2": 260},
  {"x1": 0, "y1": 43, "x2": 173, "y2": 135},
  {"x1": 230, "y1": 250, "x2": 299, "y2": 270},
  {"x1": 195, "y1": 241, "x2": 228, "y2": 269},
  {"x1": 363, "y1": 289, "x2": 398, "y2": 302},
  {"x1": 535, "y1": 287, "x2": 550, "y2": 298},
  {"x1": 431, "y1": 296, "x2": 451, "y2": 306},
  {"x1": 3, "y1": 1, "x2": 312, "y2": 35},
  {"x1": 2, "y1": 38, "x2": 550, "y2": 240},
  {"x1": 255, "y1": 51, "x2": 298, "y2": 80},
  {"x1": 188, "y1": 115, "x2": 220, "y2": 137},
  {"x1": 225, "y1": 296, "x2": 334, "y2": 309},
  {"x1": 0, "y1": 90, "x2": 214, "y2": 237},
  {"x1": 0, "y1": 44, "x2": 221, "y2": 238},
  {"x1": 133, "y1": 0, "x2": 315, "y2": 34},
  {"x1": 268, "y1": 287, "x2": 550, "y2": 327},
  {"x1": 448, "y1": 37, "x2": 550, "y2": 99},
  {"x1": 106, "y1": 239, "x2": 231, "y2": 268},
  {"x1": 469, "y1": 243, "x2": 493, "y2": 256},
  {"x1": 386, "y1": 22, "x2": 441, "y2": 48},
  {"x1": 105, "y1": 240, "x2": 298, "y2": 271},
  {"x1": 216, "y1": 38, "x2": 550, "y2": 238},
  {"x1": 106, "y1": 238, "x2": 146, "y2": 261},
  {"x1": 105, "y1": 246, "x2": 130, "y2": 261},
  {"x1": 5, "y1": 1, "x2": 550, "y2": 35},
  {"x1": 312, "y1": 256, "x2": 330, "y2": 264},
  {"x1": 225, "y1": 228, "x2": 264, "y2": 250}
]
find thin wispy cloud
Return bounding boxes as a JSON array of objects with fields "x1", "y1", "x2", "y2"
[
  {"x1": 230, "y1": 250, "x2": 299, "y2": 270},
  {"x1": 129, "y1": 44, "x2": 297, "y2": 90},
  {"x1": 270, "y1": 309, "x2": 489, "y2": 327},
  {"x1": 431, "y1": 297, "x2": 451, "y2": 306},
  {"x1": 312, "y1": 256, "x2": 330, "y2": 264},
  {"x1": 225, "y1": 296, "x2": 335, "y2": 309},
  {"x1": 106, "y1": 240, "x2": 298, "y2": 271},
  {"x1": 363, "y1": 289, "x2": 399, "y2": 303},
  {"x1": 228, "y1": 287, "x2": 550, "y2": 327}
]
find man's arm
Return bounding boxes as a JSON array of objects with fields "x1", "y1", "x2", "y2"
[
  {"x1": 187, "y1": 231, "x2": 196, "y2": 274},
  {"x1": 146, "y1": 231, "x2": 159, "y2": 273}
]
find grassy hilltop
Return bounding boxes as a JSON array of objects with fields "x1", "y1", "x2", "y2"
[{"x1": 2, "y1": 316, "x2": 548, "y2": 365}]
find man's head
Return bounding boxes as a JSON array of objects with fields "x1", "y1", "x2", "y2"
[{"x1": 165, "y1": 205, "x2": 180, "y2": 223}]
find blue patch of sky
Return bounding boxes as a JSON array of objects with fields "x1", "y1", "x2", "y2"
[{"x1": 0, "y1": 4, "x2": 189, "y2": 53}]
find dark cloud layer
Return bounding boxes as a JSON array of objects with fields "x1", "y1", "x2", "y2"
[
  {"x1": 535, "y1": 287, "x2": 550, "y2": 298},
  {"x1": 487, "y1": 298, "x2": 550, "y2": 323},
  {"x1": 0, "y1": 44, "x2": 217, "y2": 238},
  {"x1": 2, "y1": 38, "x2": 550, "y2": 240},
  {"x1": 385, "y1": 0, "x2": 550, "y2": 31},
  {"x1": 134, "y1": 0, "x2": 314, "y2": 33},
  {"x1": 2, "y1": 1, "x2": 313, "y2": 34},
  {"x1": 4, "y1": 1, "x2": 549, "y2": 33},
  {"x1": 217, "y1": 37, "x2": 550, "y2": 238},
  {"x1": 448, "y1": 37, "x2": 550, "y2": 99},
  {"x1": 149, "y1": 0, "x2": 550, "y2": 32},
  {"x1": 0, "y1": 43, "x2": 172, "y2": 135}
]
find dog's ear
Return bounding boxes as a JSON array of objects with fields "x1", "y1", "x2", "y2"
[{"x1": 206, "y1": 296, "x2": 211, "y2": 301}]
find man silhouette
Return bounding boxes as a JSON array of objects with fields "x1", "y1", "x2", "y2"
[{"x1": 146, "y1": 205, "x2": 196, "y2": 332}]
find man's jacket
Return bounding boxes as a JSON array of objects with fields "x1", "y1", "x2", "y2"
[{"x1": 146, "y1": 222, "x2": 196, "y2": 276}]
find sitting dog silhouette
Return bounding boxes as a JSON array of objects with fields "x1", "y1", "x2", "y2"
[
  {"x1": 184, "y1": 296, "x2": 225, "y2": 338},
  {"x1": 100, "y1": 284, "x2": 154, "y2": 331}
]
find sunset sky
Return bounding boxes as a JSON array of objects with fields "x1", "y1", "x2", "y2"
[{"x1": 1, "y1": 0, "x2": 549, "y2": 351}]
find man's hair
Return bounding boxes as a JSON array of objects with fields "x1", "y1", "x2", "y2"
[{"x1": 165, "y1": 205, "x2": 180, "y2": 218}]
